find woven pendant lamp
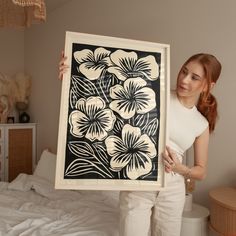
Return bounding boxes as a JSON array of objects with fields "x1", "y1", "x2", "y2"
[{"x1": 0, "y1": 0, "x2": 46, "y2": 28}]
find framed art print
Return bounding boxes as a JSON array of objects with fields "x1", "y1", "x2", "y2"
[{"x1": 55, "y1": 31, "x2": 170, "y2": 191}]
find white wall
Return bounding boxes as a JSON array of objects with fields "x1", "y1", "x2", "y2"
[
  {"x1": 24, "y1": 0, "x2": 236, "y2": 208},
  {"x1": 0, "y1": 29, "x2": 24, "y2": 121},
  {"x1": 0, "y1": 29, "x2": 24, "y2": 75}
]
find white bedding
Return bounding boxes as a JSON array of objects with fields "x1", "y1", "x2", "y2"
[{"x1": 0, "y1": 174, "x2": 119, "y2": 236}]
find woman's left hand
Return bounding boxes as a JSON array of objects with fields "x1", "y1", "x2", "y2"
[
  {"x1": 162, "y1": 146, "x2": 181, "y2": 173},
  {"x1": 58, "y1": 51, "x2": 69, "y2": 80}
]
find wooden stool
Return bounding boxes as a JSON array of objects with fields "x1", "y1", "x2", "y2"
[{"x1": 209, "y1": 187, "x2": 236, "y2": 236}]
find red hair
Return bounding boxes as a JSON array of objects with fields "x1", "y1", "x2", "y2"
[{"x1": 180, "y1": 53, "x2": 222, "y2": 133}]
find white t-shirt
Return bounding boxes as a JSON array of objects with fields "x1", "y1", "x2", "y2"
[{"x1": 168, "y1": 91, "x2": 209, "y2": 158}]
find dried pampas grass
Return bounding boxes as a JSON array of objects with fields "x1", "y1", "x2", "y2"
[
  {"x1": 0, "y1": 72, "x2": 32, "y2": 123},
  {"x1": 13, "y1": 72, "x2": 32, "y2": 104}
]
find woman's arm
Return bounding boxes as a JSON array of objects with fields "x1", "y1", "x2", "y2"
[
  {"x1": 191, "y1": 127, "x2": 210, "y2": 180},
  {"x1": 162, "y1": 127, "x2": 210, "y2": 180}
]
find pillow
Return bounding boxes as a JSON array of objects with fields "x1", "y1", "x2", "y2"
[
  {"x1": 33, "y1": 149, "x2": 57, "y2": 184},
  {"x1": 8, "y1": 173, "x2": 32, "y2": 191}
]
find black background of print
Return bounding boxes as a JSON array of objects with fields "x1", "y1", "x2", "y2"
[{"x1": 63, "y1": 42, "x2": 161, "y2": 181}]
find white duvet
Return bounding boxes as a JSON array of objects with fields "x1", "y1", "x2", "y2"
[{"x1": 0, "y1": 174, "x2": 119, "y2": 236}]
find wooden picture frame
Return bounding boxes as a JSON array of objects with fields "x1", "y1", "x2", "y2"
[{"x1": 55, "y1": 31, "x2": 170, "y2": 191}]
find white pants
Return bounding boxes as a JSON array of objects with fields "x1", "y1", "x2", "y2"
[{"x1": 119, "y1": 173, "x2": 185, "y2": 236}]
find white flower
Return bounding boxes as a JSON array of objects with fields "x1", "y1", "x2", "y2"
[
  {"x1": 105, "y1": 124, "x2": 156, "y2": 180},
  {"x1": 107, "y1": 49, "x2": 159, "y2": 81},
  {"x1": 74, "y1": 47, "x2": 112, "y2": 80},
  {"x1": 109, "y1": 77, "x2": 156, "y2": 119},
  {"x1": 69, "y1": 96, "x2": 116, "y2": 141}
]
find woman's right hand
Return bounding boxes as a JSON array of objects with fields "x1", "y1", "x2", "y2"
[{"x1": 58, "y1": 51, "x2": 69, "y2": 80}]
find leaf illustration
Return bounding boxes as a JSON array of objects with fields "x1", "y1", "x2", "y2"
[
  {"x1": 70, "y1": 88, "x2": 79, "y2": 108},
  {"x1": 113, "y1": 116, "x2": 124, "y2": 135},
  {"x1": 100, "y1": 73, "x2": 120, "y2": 93},
  {"x1": 68, "y1": 141, "x2": 95, "y2": 159},
  {"x1": 143, "y1": 118, "x2": 159, "y2": 136},
  {"x1": 68, "y1": 141, "x2": 114, "y2": 178},
  {"x1": 134, "y1": 113, "x2": 150, "y2": 129},
  {"x1": 92, "y1": 142, "x2": 109, "y2": 164},
  {"x1": 70, "y1": 75, "x2": 98, "y2": 107},
  {"x1": 65, "y1": 158, "x2": 113, "y2": 178},
  {"x1": 150, "y1": 136, "x2": 157, "y2": 145}
]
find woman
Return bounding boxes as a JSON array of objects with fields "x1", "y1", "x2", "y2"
[
  {"x1": 119, "y1": 53, "x2": 221, "y2": 236},
  {"x1": 59, "y1": 53, "x2": 222, "y2": 236}
]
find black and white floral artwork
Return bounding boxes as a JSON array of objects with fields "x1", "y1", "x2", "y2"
[{"x1": 56, "y1": 32, "x2": 169, "y2": 190}]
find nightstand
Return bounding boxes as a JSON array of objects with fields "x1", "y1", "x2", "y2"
[{"x1": 0, "y1": 123, "x2": 36, "y2": 182}]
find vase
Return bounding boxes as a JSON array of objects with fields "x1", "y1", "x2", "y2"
[
  {"x1": 15, "y1": 102, "x2": 30, "y2": 123},
  {"x1": 19, "y1": 112, "x2": 30, "y2": 123}
]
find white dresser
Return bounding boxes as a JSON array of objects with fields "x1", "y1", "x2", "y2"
[{"x1": 0, "y1": 123, "x2": 36, "y2": 182}]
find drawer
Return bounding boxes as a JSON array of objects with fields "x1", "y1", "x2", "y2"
[
  {"x1": 0, "y1": 128, "x2": 3, "y2": 142},
  {"x1": 0, "y1": 143, "x2": 3, "y2": 158}
]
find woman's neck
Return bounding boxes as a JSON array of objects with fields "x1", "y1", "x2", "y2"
[{"x1": 177, "y1": 94, "x2": 198, "y2": 109}]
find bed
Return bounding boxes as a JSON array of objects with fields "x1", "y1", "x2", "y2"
[{"x1": 0, "y1": 150, "x2": 119, "y2": 236}]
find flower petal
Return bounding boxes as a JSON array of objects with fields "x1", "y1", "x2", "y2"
[
  {"x1": 110, "y1": 153, "x2": 132, "y2": 171},
  {"x1": 108, "y1": 50, "x2": 139, "y2": 80},
  {"x1": 74, "y1": 49, "x2": 94, "y2": 64},
  {"x1": 135, "y1": 87, "x2": 156, "y2": 114},
  {"x1": 75, "y1": 98, "x2": 86, "y2": 112},
  {"x1": 123, "y1": 77, "x2": 147, "y2": 92},
  {"x1": 134, "y1": 134, "x2": 157, "y2": 158},
  {"x1": 94, "y1": 47, "x2": 111, "y2": 62},
  {"x1": 105, "y1": 135, "x2": 127, "y2": 156},
  {"x1": 79, "y1": 63, "x2": 104, "y2": 80},
  {"x1": 136, "y1": 55, "x2": 159, "y2": 80},
  {"x1": 109, "y1": 100, "x2": 136, "y2": 119},
  {"x1": 107, "y1": 66, "x2": 127, "y2": 81},
  {"x1": 109, "y1": 84, "x2": 128, "y2": 100},
  {"x1": 122, "y1": 124, "x2": 141, "y2": 147},
  {"x1": 95, "y1": 109, "x2": 116, "y2": 132},
  {"x1": 101, "y1": 57, "x2": 113, "y2": 67},
  {"x1": 126, "y1": 154, "x2": 152, "y2": 180},
  {"x1": 110, "y1": 49, "x2": 138, "y2": 69},
  {"x1": 109, "y1": 85, "x2": 137, "y2": 119},
  {"x1": 85, "y1": 123, "x2": 108, "y2": 141},
  {"x1": 69, "y1": 110, "x2": 89, "y2": 137},
  {"x1": 85, "y1": 96, "x2": 105, "y2": 116}
]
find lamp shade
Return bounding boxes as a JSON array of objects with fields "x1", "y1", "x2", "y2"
[{"x1": 0, "y1": 0, "x2": 46, "y2": 28}]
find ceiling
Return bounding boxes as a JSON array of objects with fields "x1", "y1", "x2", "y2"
[{"x1": 45, "y1": 0, "x2": 70, "y2": 14}]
